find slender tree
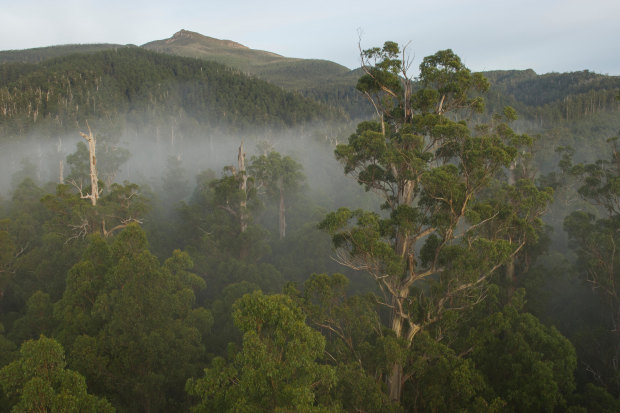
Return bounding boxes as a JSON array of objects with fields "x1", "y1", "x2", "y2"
[
  {"x1": 78, "y1": 121, "x2": 100, "y2": 206},
  {"x1": 563, "y1": 137, "x2": 620, "y2": 394},
  {"x1": 249, "y1": 151, "x2": 304, "y2": 239}
]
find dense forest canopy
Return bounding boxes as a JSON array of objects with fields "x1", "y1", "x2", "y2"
[{"x1": 0, "y1": 34, "x2": 619, "y2": 412}]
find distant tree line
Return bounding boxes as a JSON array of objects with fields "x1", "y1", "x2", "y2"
[{"x1": 0, "y1": 48, "x2": 344, "y2": 138}]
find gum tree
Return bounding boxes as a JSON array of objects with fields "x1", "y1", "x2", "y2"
[
  {"x1": 321, "y1": 42, "x2": 552, "y2": 401},
  {"x1": 249, "y1": 151, "x2": 304, "y2": 239},
  {"x1": 186, "y1": 291, "x2": 338, "y2": 412},
  {"x1": 563, "y1": 137, "x2": 620, "y2": 395},
  {"x1": 0, "y1": 335, "x2": 113, "y2": 412}
]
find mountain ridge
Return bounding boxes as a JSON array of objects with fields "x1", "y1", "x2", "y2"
[{"x1": 0, "y1": 30, "x2": 617, "y2": 124}]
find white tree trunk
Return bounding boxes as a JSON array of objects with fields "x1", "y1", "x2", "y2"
[{"x1": 79, "y1": 122, "x2": 99, "y2": 206}]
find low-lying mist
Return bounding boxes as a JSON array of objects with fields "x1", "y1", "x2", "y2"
[{"x1": 0, "y1": 118, "x2": 378, "y2": 214}]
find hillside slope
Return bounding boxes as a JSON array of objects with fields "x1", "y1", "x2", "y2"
[
  {"x1": 0, "y1": 47, "x2": 344, "y2": 138},
  {"x1": 142, "y1": 30, "x2": 369, "y2": 117},
  {"x1": 0, "y1": 31, "x2": 617, "y2": 137},
  {"x1": 484, "y1": 69, "x2": 619, "y2": 125},
  {"x1": 142, "y1": 30, "x2": 355, "y2": 89},
  {"x1": 0, "y1": 43, "x2": 125, "y2": 64}
]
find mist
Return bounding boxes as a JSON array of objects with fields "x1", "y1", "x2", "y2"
[{"x1": 0, "y1": 114, "x2": 382, "y2": 217}]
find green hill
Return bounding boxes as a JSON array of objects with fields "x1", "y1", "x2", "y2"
[
  {"x1": 0, "y1": 31, "x2": 369, "y2": 119},
  {"x1": 142, "y1": 30, "x2": 369, "y2": 117},
  {"x1": 483, "y1": 69, "x2": 619, "y2": 125},
  {"x1": 0, "y1": 43, "x2": 126, "y2": 64},
  {"x1": 0, "y1": 31, "x2": 617, "y2": 142},
  {"x1": 142, "y1": 30, "x2": 354, "y2": 89},
  {"x1": 0, "y1": 47, "x2": 344, "y2": 139}
]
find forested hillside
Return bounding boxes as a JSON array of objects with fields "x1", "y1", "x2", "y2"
[
  {"x1": 0, "y1": 47, "x2": 343, "y2": 139},
  {"x1": 3, "y1": 30, "x2": 618, "y2": 125},
  {"x1": 142, "y1": 30, "x2": 358, "y2": 89},
  {"x1": 0, "y1": 35, "x2": 619, "y2": 412},
  {"x1": 0, "y1": 43, "x2": 124, "y2": 64},
  {"x1": 484, "y1": 69, "x2": 619, "y2": 124}
]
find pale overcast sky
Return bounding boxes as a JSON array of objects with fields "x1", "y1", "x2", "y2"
[{"x1": 0, "y1": 0, "x2": 618, "y2": 75}]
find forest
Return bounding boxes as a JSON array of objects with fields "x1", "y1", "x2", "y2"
[{"x1": 0, "y1": 38, "x2": 619, "y2": 412}]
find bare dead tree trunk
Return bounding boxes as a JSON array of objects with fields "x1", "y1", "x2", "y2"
[{"x1": 79, "y1": 121, "x2": 100, "y2": 206}]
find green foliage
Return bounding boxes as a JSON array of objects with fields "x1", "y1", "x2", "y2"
[
  {"x1": 484, "y1": 69, "x2": 620, "y2": 119},
  {"x1": 187, "y1": 291, "x2": 339, "y2": 412},
  {"x1": 160, "y1": 155, "x2": 190, "y2": 209},
  {"x1": 568, "y1": 383, "x2": 620, "y2": 412},
  {"x1": 249, "y1": 151, "x2": 306, "y2": 236},
  {"x1": 562, "y1": 138, "x2": 620, "y2": 395},
  {"x1": 0, "y1": 48, "x2": 342, "y2": 139},
  {"x1": 1, "y1": 35, "x2": 618, "y2": 413},
  {"x1": 66, "y1": 137, "x2": 130, "y2": 190},
  {"x1": 419, "y1": 49, "x2": 489, "y2": 113},
  {"x1": 466, "y1": 289, "x2": 577, "y2": 412},
  {"x1": 300, "y1": 273, "x2": 381, "y2": 365},
  {"x1": 8, "y1": 291, "x2": 56, "y2": 343},
  {"x1": 41, "y1": 180, "x2": 150, "y2": 241},
  {"x1": 323, "y1": 42, "x2": 555, "y2": 402},
  {"x1": 250, "y1": 151, "x2": 305, "y2": 200},
  {"x1": 0, "y1": 221, "x2": 17, "y2": 301},
  {"x1": 209, "y1": 281, "x2": 261, "y2": 354},
  {"x1": 0, "y1": 335, "x2": 113, "y2": 412},
  {"x1": 297, "y1": 273, "x2": 399, "y2": 412},
  {"x1": 54, "y1": 225, "x2": 209, "y2": 411},
  {"x1": 0, "y1": 179, "x2": 83, "y2": 316},
  {"x1": 0, "y1": 322, "x2": 17, "y2": 368},
  {"x1": 0, "y1": 44, "x2": 125, "y2": 64},
  {"x1": 403, "y1": 331, "x2": 505, "y2": 413},
  {"x1": 178, "y1": 165, "x2": 270, "y2": 263}
]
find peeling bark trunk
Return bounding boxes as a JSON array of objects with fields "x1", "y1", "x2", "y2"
[
  {"x1": 80, "y1": 122, "x2": 99, "y2": 206},
  {"x1": 387, "y1": 176, "x2": 419, "y2": 402}
]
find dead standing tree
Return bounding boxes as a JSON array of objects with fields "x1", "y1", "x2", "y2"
[
  {"x1": 215, "y1": 142, "x2": 250, "y2": 235},
  {"x1": 209, "y1": 142, "x2": 254, "y2": 260},
  {"x1": 49, "y1": 124, "x2": 148, "y2": 243},
  {"x1": 78, "y1": 121, "x2": 101, "y2": 206}
]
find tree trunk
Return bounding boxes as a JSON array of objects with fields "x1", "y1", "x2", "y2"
[
  {"x1": 388, "y1": 308, "x2": 405, "y2": 401},
  {"x1": 80, "y1": 122, "x2": 99, "y2": 206},
  {"x1": 279, "y1": 185, "x2": 286, "y2": 239},
  {"x1": 238, "y1": 142, "x2": 248, "y2": 233}
]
